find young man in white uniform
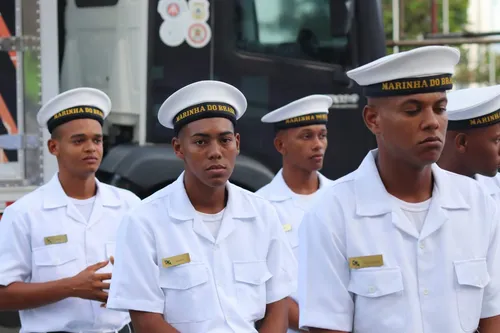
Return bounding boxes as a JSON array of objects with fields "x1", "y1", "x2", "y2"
[
  {"x1": 0, "y1": 88, "x2": 140, "y2": 333},
  {"x1": 438, "y1": 85, "x2": 500, "y2": 205},
  {"x1": 297, "y1": 46, "x2": 500, "y2": 333},
  {"x1": 107, "y1": 80, "x2": 297, "y2": 333},
  {"x1": 256, "y1": 95, "x2": 334, "y2": 333}
]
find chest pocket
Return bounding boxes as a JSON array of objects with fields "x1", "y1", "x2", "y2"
[
  {"x1": 348, "y1": 267, "x2": 406, "y2": 332},
  {"x1": 454, "y1": 258, "x2": 490, "y2": 332},
  {"x1": 234, "y1": 260, "x2": 273, "y2": 321},
  {"x1": 32, "y1": 243, "x2": 79, "y2": 282},
  {"x1": 159, "y1": 262, "x2": 214, "y2": 324}
]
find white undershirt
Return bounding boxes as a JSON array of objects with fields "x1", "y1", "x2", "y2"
[
  {"x1": 69, "y1": 196, "x2": 96, "y2": 224},
  {"x1": 293, "y1": 192, "x2": 318, "y2": 204},
  {"x1": 197, "y1": 209, "x2": 225, "y2": 238},
  {"x1": 391, "y1": 196, "x2": 431, "y2": 234}
]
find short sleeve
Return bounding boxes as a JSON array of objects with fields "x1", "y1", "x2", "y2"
[
  {"x1": 264, "y1": 204, "x2": 297, "y2": 303},
  {"x1": 107, "y1": 210, "x2": 165, "y2": 313},
  {"x1": 122, "y1": 190, "x2": 141, "y2": 210},
  {"x1": 298, "y1": 198, "x2": 353, "y2": 332},
  {"x1": 0, "y1": 206, "x2": 32, "y2": 286},
  {"x1": 481, "y1": 197, "x2": 500, "y2": 318}
]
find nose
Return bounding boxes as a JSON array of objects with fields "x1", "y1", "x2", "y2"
[
  {"x1": 83, "y1": 141, "x2": 97, "y2": 152},
  {"x1": 421, "y1": 107, "x2": 441, "y2": 131},
  {"x1": 207, "y1": 142, "x2": 222, "y2": 160},
  {"x1": 312, "y1": 136, "x2": 325, "y2": 151}
]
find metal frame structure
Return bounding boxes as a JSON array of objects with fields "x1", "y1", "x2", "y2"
[{"x1": 387, "y1": 0, "x2": 500, "y2": 85}]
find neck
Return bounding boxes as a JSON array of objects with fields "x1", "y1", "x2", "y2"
[
  {"x1": 183, "y1": 171, "x2": 227, "y2": 214},
  {"x1": 282, "y1": 162, "x2": 319, "y2": 195},
  {"x1": 376, "y1": 148, "x2": 433, "y2": 202},
  {"x1": 57, "y1": 170, "x2": 97, "y2": 199},
  {"x1": 437, "y1": 152, "x2": 475, "y2": 178}
]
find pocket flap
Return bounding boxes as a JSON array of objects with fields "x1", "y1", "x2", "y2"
[
  {"x1": 159, "y1": 263, "x2": 209, "y2": 290},
  {"x1": 234, "y1": 260, "x2": 273, "y2": 285},
  {"x1": 348, "y1": 267, "x2": 404, "y2": 298},
  {"x1": 454, "y1": 258, "x2": 490, "y2": 288},
  {"x1": 33, "y1": 243, "x2": 78, "y2": 266}
]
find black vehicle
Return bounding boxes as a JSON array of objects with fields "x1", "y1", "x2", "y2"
[
  {"x1": 0, "y1": 0, "x2": 385, "y2": 329},
  {"x1": 93, "y1": 0, "x2": 386, "y2": 197}
]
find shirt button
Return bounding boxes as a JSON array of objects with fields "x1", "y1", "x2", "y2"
[
  {"x1": 423, "y1": 289, "x2": 429, "y2": 295},
  {"x1": 368, "y1": 286, "x2": 376, "y2": 293},
  {"x1": 419, "y1": 242, "x2": 425, "y2": 249}
]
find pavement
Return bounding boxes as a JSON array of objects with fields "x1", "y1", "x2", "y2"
[{"x1": 0, "y1": 328, "x2": 18, "y2": 333}]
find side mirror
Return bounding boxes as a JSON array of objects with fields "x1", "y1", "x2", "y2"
[{"x1": 330, "y1": 0, "x2": 355, "y2": 37}]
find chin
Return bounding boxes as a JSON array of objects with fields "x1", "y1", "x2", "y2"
[
  {"x1": 311, "y1": 163, "x2": 324, "y2": 171},
  {"x1": 86, "y1": 166, "x2": 99, "y2": 173},
  {"x1": 481, "y1": 169, "x2": 499, "y2": 177},
  {"x1": 204, "y1": 177, "x2": 229, "y2": 188},
  {"x1": 417, "y1": 150, "x2": 442, "y2": 165}
]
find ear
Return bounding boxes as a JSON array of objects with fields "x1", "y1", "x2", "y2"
[
  {"x1": 273, "y1": 134, "x2": 286, "y2": 155},
  {"x1": 172, "y1": 136, "x2": 184, "y2": 160},
  {"x1": 363, "y1": 105, "x2": 381, "y2": 135},
  {"x1": 455, "y1": 133, "x2": 468, "y2": 153},
  {"x1": 47, "y1": 138, "x2": 59, "y2": 156},
  {"x1": 235, "y1": 133, "x2": 240, "y2": 155}
]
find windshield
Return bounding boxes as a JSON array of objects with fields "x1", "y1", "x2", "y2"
[{"x1": 236, "y1": 0, "x2": 354, "y2": 66}]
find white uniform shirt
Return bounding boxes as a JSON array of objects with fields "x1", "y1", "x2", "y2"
[
  {"x1": 107, "y1": 172, "x2": 297, "y2": 333},
  {"x1": 256, "y1": 169, "x2": 333, "y2": 333},
  {"x1": 477, "y1": 173, "x2": 500, "y2": 205},
  {"x1": 0, "y1": 174, "x2": 140, "y2": 333},
  {"x1": 298, "y1": 150, "x2": 500, "y2": 333}
]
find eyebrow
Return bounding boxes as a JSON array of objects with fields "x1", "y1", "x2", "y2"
[
  {"x1": 70, "y1": 133, "x2": 103, "y2": 139},
  {"x1": 191, "y1": 131, "x2": 234, "y2": 137},
  {"x1": 401, "y1": 97, "x2": 447, "y2": 107}
]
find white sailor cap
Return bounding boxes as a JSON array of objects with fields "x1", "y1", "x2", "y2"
[
  {"x1": 37, "y1": 87, "x2": 111, "y2": 133},
  {"x1": 446, "y1": 85, "x2": 500, "y2": 130},
  {"x1": 158, "y1": 80, "x2": 247, "y2": 133},
  {"x1": 347, "y1": 46, "x2": 460, "y2": 97},
  {"x1": 261, "y1": 95, "x2": 332, "y2": 130}
]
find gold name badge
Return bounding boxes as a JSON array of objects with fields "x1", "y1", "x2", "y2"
[
  {"x1": 162, "y1": 253, "x2": 191, "y2": 268},
  {"x1": 283, "y1": 224, "x2": 292, "y2": 232},
  {"x1": 44, "y1": 234, "x2": 68, "y2": 245},
  {"x1": 349, "y1": 254, "x2": 384, "y2": 269}
]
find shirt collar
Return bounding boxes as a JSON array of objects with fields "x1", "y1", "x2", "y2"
[
  {"x1": 265, "y1": 168, "x2": 332, "y2": 202},
  {"x1": 354, "y1": 149, "x2": 470, "y2": 217},
  {"x1": 42, "y1": 173, "x2": 122, "y2": 209},
  {"x1": 167, "y1": 171, "x2": 257, "y2": 221}
]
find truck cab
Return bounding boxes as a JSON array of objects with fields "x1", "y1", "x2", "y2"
[{"x1": 59, "y1": 0, "x2": 386, "y2": 198}]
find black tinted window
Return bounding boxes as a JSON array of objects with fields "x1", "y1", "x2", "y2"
[
  {"x1": 235, "y1": 0, "x2": 352, "y2": 66},
  {"x1": 75, "y1": 0, "x2": 119, "y2": 7}
]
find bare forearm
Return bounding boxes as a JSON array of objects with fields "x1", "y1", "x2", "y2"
[
  {"x1": 0, "y1": 278, "x2": 75, "y2": 311},
  {"x1": 259, "y1": 299, "x2": 288, "y2": 333},
  {"x1": 130, "y1": 311, "x2": 180, "y2": 333},
  {"x1": 287, "y1": 297, "x2": 309, "y2": 332},
  {"x1": 479, "y1": 315, "x2": 500, "y2": 333}
]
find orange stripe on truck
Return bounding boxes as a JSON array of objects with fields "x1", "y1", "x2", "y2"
[
  {"x1": 0, "y1": 13, "x2": 17, "y2": 67},
  {"x1": 0, "y1": 13, "x2": 21, "y2": 162}
]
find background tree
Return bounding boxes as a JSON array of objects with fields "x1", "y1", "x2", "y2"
[{"x1": 380, "y1": 0, "x2": 498, "y2": 86}]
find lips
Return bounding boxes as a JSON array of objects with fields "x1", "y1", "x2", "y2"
[
  {"x1": 419, "y1": 136, "x2": 441, "y2": 144},
  {"x1": 206, "y1": 164, "x2": 226, "y2": 171},
  {"x1": 310, "y1": 154, "x2": 323, "y2": 159},
  {"x1": 83, "y1": 156, "x2": 98, "y2": 161}
]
